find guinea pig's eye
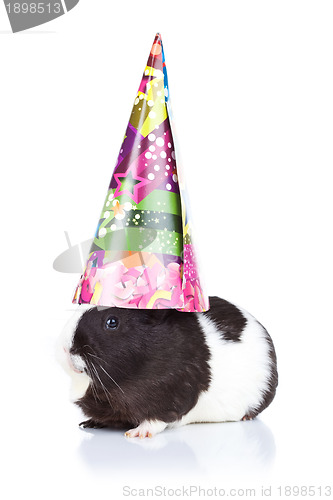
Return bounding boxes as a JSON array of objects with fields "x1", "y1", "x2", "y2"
[{"x1": 105, "y1": 316, "x2": 119, "y2": 331}]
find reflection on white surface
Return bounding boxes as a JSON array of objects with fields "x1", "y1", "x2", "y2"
[{"x1": 77, "y1": 418, "x2": 275, "y2": 480}]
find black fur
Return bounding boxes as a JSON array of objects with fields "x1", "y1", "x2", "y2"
[
  {"x1": 72, "y1": 296, "x2": 278, "y2": 429},
  {"x1": 72, "y1": 306, "x2": 211, "y2": 428},
  {"x1": 206, "y1": 296, "x2": 247, "y2": 342}
]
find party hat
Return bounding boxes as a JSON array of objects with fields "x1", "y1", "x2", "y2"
[{"x1": 73, "y1": 33, "x2": 209, "y2": 312}]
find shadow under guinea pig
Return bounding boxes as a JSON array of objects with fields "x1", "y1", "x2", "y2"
[{"x1": 77, "y1": 418, "x2": 276, "y2": 480}]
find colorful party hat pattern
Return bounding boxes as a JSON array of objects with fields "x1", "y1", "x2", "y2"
[{"x1": 73, "y1": 33, "x2": 209, "y2": 312}]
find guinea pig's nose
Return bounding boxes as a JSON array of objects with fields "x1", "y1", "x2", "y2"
[
  {"x1": 65, "y1": 347, "x2": 86, "y2": 374},
  {"x1": 71, "y1": 359, "x2": 85, "y2": 374}
]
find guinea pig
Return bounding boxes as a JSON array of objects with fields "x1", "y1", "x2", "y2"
[{"x1": 58, "y1": 296, "x2": 278, "y2": 438}]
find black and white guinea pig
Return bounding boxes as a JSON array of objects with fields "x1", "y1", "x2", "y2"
[{"x1": 58, "y1": 296, "x2": 278, "y2": 438}]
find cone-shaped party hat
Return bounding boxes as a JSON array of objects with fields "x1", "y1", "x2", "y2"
[{"x1": 73, "y1": 34, "x2": 209, "y2": 312}]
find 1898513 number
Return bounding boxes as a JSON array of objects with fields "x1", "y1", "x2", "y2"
[
  {"x1": 277, "y1": 486, "x2": 332, "y2": 496},
  {"x1": 5, "y1": 3, "x2": 62, "y2": 14}
]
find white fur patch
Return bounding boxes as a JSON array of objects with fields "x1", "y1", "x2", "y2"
[
  {"x1": 56, "y1": 305, "x2": 92, "y2": 402},
  {"x1": 179, "y1": 307, "x2": 273, "y2": 425}
]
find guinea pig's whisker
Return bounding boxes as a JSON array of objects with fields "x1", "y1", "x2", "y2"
[
  {"x1": 89, "y1": 378, "x2": 100, "y2": 404},
  {"x1": 98, "y1": 364, "x2": 125, "y2": 394},
  {"x1": 82, "y1": 345, "x2": 107, "y2": 365},
  {"x1": 82, "y1": 357, "x2": 101, "y2": 404},
  {"x1": 87, "y1": 352, "x2": 107, "y2": 364},
  {"x1": 87, "y1": 367, "x2": 101, "y2": 403},
  {"x1": 86, "y1": 350, "x2": 124, "y2": 394},
  {"x1": 82, "y1": 345, "x2": 97, "y2": 353},
  {"x1": 90, "y1": 361, "x2": 113, "y2": 406},
  {"x1": 86, "y1": 350, "x2": 127, "y2": 378},
  {"x1": 84, "y1": 348, "x2": 126, "y2": 389}
]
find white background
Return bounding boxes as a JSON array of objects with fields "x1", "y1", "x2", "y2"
[{"x1": 1, "y1": 1, "x2": 332, "y2": 498}]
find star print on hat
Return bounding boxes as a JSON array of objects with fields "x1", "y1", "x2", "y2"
[{"x1": 72, "y1": 33, "x2": 209, "y2": 312}]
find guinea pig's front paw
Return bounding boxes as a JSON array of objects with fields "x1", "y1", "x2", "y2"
[
  {"x1": 79, "y1": 419, "x2": 106, "y2": 429},
  {"x1": 124, "y1": 419, "x2": 167, "y2": 439}
]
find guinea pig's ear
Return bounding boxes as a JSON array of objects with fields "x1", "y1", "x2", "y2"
[{"x1": 141, "y1": 309, "x2": 172, "y2": 326}]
